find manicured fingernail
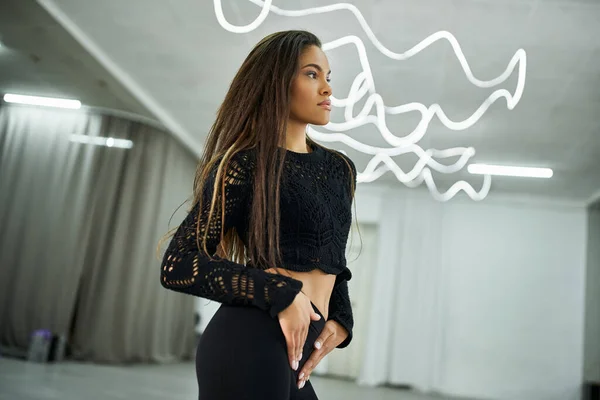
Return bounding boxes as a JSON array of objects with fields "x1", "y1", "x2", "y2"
[
  {"x1": 298, "y1": 380, "x2": 306, "y2": 389},
  {"x1": 298, "y1": 353, "x2": 302, "y2": 361},
  {"x1": 299, "y1": 372, "x2": 305, "y2": 380},
  {"x1": 314, "y1": 341, "x2": 321, "y2": 349},
  {"x1": 293, "y1": 361, "x2": 299, "y2": 370}
]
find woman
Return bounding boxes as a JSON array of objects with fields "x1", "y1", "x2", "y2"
[{"x1": 160, "y1": 30, "x2": 357, "y2": 399}]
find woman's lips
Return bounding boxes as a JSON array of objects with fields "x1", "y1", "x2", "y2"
[{"x1": 317, "y1": 101, "x2": 331, "y2": 111}]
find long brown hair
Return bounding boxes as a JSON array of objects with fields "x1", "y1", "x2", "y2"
[{"x1": 160, "y1": 30, "x2": 360, "y2": 271}]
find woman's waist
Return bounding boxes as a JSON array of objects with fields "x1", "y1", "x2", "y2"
[{"x1": 264, "y1": 267, "x2": 335, "y2": 320}]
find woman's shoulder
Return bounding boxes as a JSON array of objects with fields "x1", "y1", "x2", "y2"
[
  {"x1": 230, "y1": 147, "x2": 256, "y2": 168},
  {"x1": 207, "y1": 148, "x2": 256, "y2": 184},
  {"x1": 215, "y1": 148, "x2": 256, "y2": 168},
  {"x1": 318, "y1": 145, "x2": 356, "y2": 174}
]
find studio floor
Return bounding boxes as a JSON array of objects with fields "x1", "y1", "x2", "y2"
[{"x1": 0, "y1": 356, "x2": 481, "y2": 400}]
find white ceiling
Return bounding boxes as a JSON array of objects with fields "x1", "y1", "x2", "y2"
[
  {"x1": 0, "y1": 0, "x2": 152, "y2": 118},
  {"x1": 1, "y1": 0, "x2": 600, "y2": 202}
]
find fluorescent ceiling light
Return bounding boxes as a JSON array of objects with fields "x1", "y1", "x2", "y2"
[
  {"x1": 468, "y1": 164, "x2": 552, "y2": 178},
  {"x1": 3, "y1": 93, "x2": 81, "y2": 109},
  {"x1": 69, "y1": 134, "x2": 133, "y2": 149}
]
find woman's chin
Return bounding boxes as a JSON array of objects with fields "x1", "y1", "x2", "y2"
[{"x1": 309, "y1": 117, "x2": 330, "y2": 126}]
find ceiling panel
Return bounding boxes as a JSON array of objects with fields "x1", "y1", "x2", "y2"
[{"x1": 1, "y1": 0, "x2": 599, "y2": 202}]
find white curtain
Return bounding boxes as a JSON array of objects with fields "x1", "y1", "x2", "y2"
[
  {"x1": 357, "y1": 188, "x2": 444, "y2": 389},
  {"x1": 584, "y1": 202, "x2": 600, "y2": 384},
  {"x1": 348, "y1": 188, "x2": 586, "y2": 400},
  {"x1": 0, "y1": 104, "x2": 199, "y2": 363}
]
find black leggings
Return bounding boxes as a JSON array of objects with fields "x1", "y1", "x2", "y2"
[{"x1": 196, "y1": 301, "x2": 326, "y2": 400}]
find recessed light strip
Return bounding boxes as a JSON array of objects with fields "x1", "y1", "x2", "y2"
[
  {"x1": 69, "y1": 134, "x2": 133, "y2": 149},
  {"x1": 3, "y1": 94, "x2": 81, "y2": 109},
  {"x1": 468, "y1": 164, "x2": 552, "y2": 178}
]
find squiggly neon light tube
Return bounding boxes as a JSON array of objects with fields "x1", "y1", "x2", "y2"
[{"x1": 213, "y1": 0, "x2": 528, "y2": 201}]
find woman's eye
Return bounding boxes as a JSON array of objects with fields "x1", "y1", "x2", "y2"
[{"x1": 307, "y1": 71, "x2": 331, "y2": 83}]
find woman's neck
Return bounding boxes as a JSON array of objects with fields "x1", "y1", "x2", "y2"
[{"x1": 285, "y1": 121, "x2": 310, "y2": 153}]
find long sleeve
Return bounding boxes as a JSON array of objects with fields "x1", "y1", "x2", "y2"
[
  {"x1": 160, "y1": 152, "x2": 303, "y2": 318},
  {"x1": 326, "y1": 151, "x2": 356, "y2": 348},
  {"x1": 328, "y1": 277, "x2": 354, "y2": 348}
]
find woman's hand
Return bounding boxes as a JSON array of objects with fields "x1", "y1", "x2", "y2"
[
  {"x1": 277, "y1": 290, "x2": 321, "y2": 371},
  {"x1": 297, "y1": 320, "x2": 348, "y2": 388}
]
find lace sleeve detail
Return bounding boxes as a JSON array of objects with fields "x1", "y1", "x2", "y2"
[
  {"x1": 328, "y1": 278, "x2": 354, "y2": 348},
  {"x1": 160, "y1": 152, "x2": 303, "y2": 318}
]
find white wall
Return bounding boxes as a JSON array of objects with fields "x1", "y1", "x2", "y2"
[
  {"x1": 584, "y1": 203, "x2": 600, "y2": 383},
  {"x1": 355, "y1": 186, "x2": 587, "y2": 400}
]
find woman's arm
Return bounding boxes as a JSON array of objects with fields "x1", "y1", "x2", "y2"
[
  {"x1": 327, "y1": 278, "x2": 354, "y2": 348},
  {"x1": 326, "y1": 152, "x2": 357, "y2": 348},
  {"x1": 160, "y1": 153, "x2": 303, "y2": 318}
]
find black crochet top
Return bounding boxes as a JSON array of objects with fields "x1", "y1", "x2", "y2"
[{"x1": 160, "y1": 143, "x2": 355, "y2": 348}]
